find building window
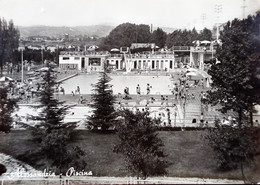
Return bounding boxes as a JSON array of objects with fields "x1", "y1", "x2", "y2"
[
  {"x1": 74, "y1": 57, "x2": 80, "y2": 60},
  {"x1": 63, "y1": 57, "x2": 70, "y2": 60}
]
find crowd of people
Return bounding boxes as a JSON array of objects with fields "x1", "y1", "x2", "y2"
[
  {"x1": 3, "y1": 66, "x2": 218, "y2": 128},
  {"x1": 114, "y1": 68, "x2": 213, "y2": 127}
]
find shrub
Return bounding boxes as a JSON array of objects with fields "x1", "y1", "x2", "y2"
[{"x1": 205, "y1": 119, "x2": 258, "y2": 171}]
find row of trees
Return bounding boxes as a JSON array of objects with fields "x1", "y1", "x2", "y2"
[
  {"x1": 165, "y1": 28, "x2": 212, "y2": 47},
  {"x1": 0, "y1": 18, "x2": 20, "y2": 76},
  {"x1": 100, "y1": 23, "x2": 212, "y2": 50}
]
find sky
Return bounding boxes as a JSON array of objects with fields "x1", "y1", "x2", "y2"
[{"x1": 0, "y1": 0, "x2": 259, "y2": 29}]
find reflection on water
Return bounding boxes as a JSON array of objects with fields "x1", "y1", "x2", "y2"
[{"x1": 61, "y1": 74, "x2": 173, "y2": 95}]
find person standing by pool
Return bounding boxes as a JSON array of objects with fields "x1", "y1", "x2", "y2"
[
  {"x1": 161, "y1": 95, "x2": 165, "y2": 108},
  {"x1": 136, "y1": 84, "x2": 141, "y2": 95},
  {"x1": 60, "y1": 87, "x2": 65, "y2": 95},
  {"x1": 146, "y1": 83, "x2": 151, "y2": 95},
  {"x1": 165, "y1": 96, "x2": 169, "y2": 106},
  {"x1": 166, "y1": 108, "x2": 171, "y2": 126},
  {"x1": 136, "y1": 84, "x2": 141, "y2": 104},
  {"x1": 76, "y1": 86, "x2": 80, "y2": 95}
]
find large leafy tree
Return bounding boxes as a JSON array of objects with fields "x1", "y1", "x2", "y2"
[
  {"x1": 165, "y1": 28, "x2": 201, "y2": 62},
  {"x1": 0, "y1": 85, "x2": 19, "y2": 133},
  {"x1": 190, "y1": 27, "x2": 199, "y2": 41},
  {"x1": 166, "y1": 28, "x2": 203, "y2": 48},
  {"x1": 114, "y1": 109, "x2": 168, "y2": 179},
  {"x1": 150, "y1": 27, "x2": 167, "y2": 48},
  {"x1": 205, "y1": 120, "x2": 258, "y2": 171},
  {"x1": 136, "y1": 24, "x2": 152, "y2": 43},
  {"x1": 166, "y1": 29, "x2": 184, "y2": 47},
  {"x1": 207, "y1": 12, "x2": 260, "y2": 125},
  {"x1": 28, "y1": 64, "x2": 85, "y2": 173},
  {"x1": 205, "y1": 12, "x2": 260, "y2": 181},
  {"x1": 102, "y1": 23, "x2": 151, "y2": 49},
  {"x1": 87, "y1": 71, "x2": 117, "y2": 130},
  {"x1": 198, "y1": 27, "x2": 212, "y2": 41}
]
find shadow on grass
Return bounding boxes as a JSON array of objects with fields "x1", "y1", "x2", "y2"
[{"x1": 1, "y1": 129, "x2": 258, "y2": 180}]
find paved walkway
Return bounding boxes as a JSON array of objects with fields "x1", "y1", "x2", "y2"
[
  {"x1": 0, "y1": 152, "x2": 245, "y2": 184},
  {"x1": 0, "y1": 176, "x2": 245, "y2": 184}
]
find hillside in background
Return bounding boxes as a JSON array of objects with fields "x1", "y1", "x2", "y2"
[
  {"x1": 18, "y1": 24, "x2": 176, "y2": 38},
  {"x1": 18, "y1": 25, "x2": 115, "y2": 38}
]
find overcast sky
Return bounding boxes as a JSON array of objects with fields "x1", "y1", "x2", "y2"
[{"x1": 0, "y1": 0, "x2": 259, "y2": 29}]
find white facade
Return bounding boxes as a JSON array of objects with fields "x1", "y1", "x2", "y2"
[
  {"x1": 59, "y1": 51, "x2": 107, "y2": 72},
  {"x1": 59, "y1": 51, "x2": 176, "y2": 72}
]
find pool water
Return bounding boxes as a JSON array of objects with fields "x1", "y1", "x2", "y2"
[{"x1": 61, "y1": 74, "x2": 173, "y2": 95}]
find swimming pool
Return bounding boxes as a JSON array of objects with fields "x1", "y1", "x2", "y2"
[{"x1": 61, "y1": 73, "x2": 173, "y2": 95}]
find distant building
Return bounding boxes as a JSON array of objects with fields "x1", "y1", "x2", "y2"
[
  {"x1": 46, "y1": 46, "x2": 57, "y2": 52},
  {"x1": 59, "y1": 51, "x2": 108, "y2": 71},
  {"x1": 27, "y1": 36, "x2": 51, "y2": 42},
  {"x1": 27, "y1": 45, "x2": 43, "y2": 50},
  {"x1": 64, "y1": 33, "x2": 69, "y2": 41}
]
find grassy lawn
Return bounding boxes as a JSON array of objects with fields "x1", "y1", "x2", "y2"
[{"x1": 0, "y1": 130, "x2": 259, "y2": 181}]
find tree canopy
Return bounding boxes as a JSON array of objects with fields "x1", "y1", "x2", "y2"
[
  {"x1": 166, "y1": 27, "x2": 212, "y2": 48},
  {"x1": 102, "y1": 23, "x2": 151, "y2": 49},
  {"x1": 150, "y1": 28, "x2": 167, "y2": 48},
  {"x1": 205, "y1": 120, "x2": 258, "y2": 171},
  {"x1": 0, "y1": 18, "x2": 20, "y2": 76},
  {"x1": 0, "y1": 84, "x2": 19, "y2": 132},
  {"x1": 101, "y1": 23, "x2": 213, "y2": 51},
  {"x1": 87, "y1": 71, "x2": 118, "y2": 130},
  {"x1": 114, "y1": 109, "x2": 168, "y2": 179},
  {"x1": 207, "y1": 12, "x2": 260, "y2": 124},
  {"x1": 27, "y1": 64, "x2": 85, "y2": 173}
]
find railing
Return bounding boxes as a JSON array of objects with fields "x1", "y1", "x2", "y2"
[
  {"x1": 191, "y1": 46, "x2": 216, "y2": 52},
  {"x1": 129, "y1": 54, "x2": 175, "y2": 59},
  {"x1": 60, "y1": 51, "x2": 110, "y2": 56},
  {"x1": 59, "y1": 51, "x2": 176, "y2": 58},
  {"x1": 109, "y1": 54, "x2": 123, "y2": 58},
  {"x1": 172, "y1": 46, "x2": 190, "y2": 51}
]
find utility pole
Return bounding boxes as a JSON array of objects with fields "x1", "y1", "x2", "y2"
[
  {"x1": 41, "y1": 48, "x2": 44, "y2": 65},
  {"x1": 135, "y1": 25, "x2": 138, "y2": 43},
  {"x1": 215, "y1": 4, "x2": 222, "y2": 41},
  {"x1": 241, "y1": 0, "x2": 247, "y2": 19},
  {"x1": 21, "y1": 49, "x2": 24, "y2": 83},
  {"x1": 201, "y1": 13, "x2": 206, "y2": 29}
]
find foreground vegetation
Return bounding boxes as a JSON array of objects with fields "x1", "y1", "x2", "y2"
[{"x1": 0, "y1": 130, "x2": 259, "y2": 182}]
